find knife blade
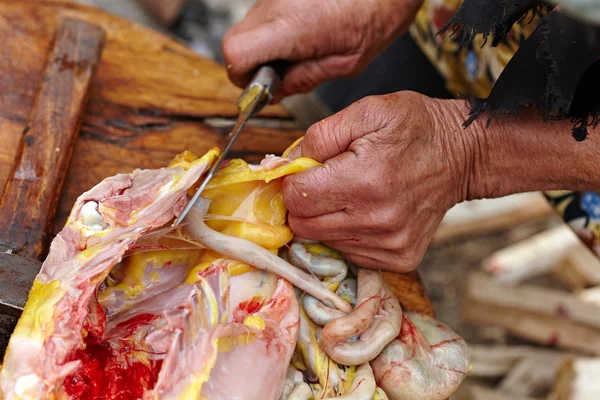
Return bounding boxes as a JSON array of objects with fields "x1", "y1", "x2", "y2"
[{"x1": 173, "y1": 61, "x2": 290, "y2": 227}]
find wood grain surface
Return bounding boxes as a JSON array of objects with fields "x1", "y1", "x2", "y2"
[
  {"x1": 0, "y1": 0, "x2": 436, "y2": 317},
  {"x1": 0, "y1": 17, "x2": 104, "y2": 260}
]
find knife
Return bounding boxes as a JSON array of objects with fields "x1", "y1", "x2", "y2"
[{"x1": 173, "y1": 60, "x2": 290, "y2": 227}]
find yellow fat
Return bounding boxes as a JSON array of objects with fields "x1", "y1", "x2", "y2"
[
  {"x1": 220, "y1": 222, "x2": 294, "y2": 249},
  {"x1": 243, "y1": 315, "x2": 265, "y2": 331},
  {"x1": 205, "y1": 157, "x2": 320, "y2": 189},
  {"x1": 179, "y1": 339, "x2": 220, "y2": 399},
  {"x1": 229, "y1": 261, "x2": 258, "y2": 276},
  {"x1": 305, "y1": 243, "x2": 343, "y2": 260},
  {"x1": 372, "y1": 387, "x2": 388, "y2": 400},
  {"x1": 168, "y1": 148, "x2": 220, "y2": 170},
  {"x1": 185, "y1": 261, "x2": 215, "y2": 285},
  {"x1": 11, "y1": 280, "x2": 63, "y2": 341},
  {"x1": 197, "y1": 155, "x2": 319, "y2": 253},
  {"x1": 100, "y1": 250, "x2": 194, "y2": 301}
]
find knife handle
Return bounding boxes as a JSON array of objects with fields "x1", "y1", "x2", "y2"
[
  {"x1": 242, "y1": 60, "x2": 291, "y2": 115},
  {"x1": 253, "y1": 60, "x2": 291, "y2": 99},
  {"x1": 265, "y1": 60, "x2": 291, "y2": 82}
]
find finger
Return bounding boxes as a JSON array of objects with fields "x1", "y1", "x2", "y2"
[
  {"x1": 333, "y1": 246, "x2": 417, "y2": 273},
  {"x1": 278, "y1": 54, "x2": 365, "y2": 98},
  {"x1": 288, "y1": 211, "x2": 350, "y2": 242},
  {"x1": 282, "y1": 152, "x2": 357, "y2": 218},
  {"x1": 300, "y1": 95, "x2": 393, "y2": 162},
  {"x1": 323, "y1": 243, "x2": 393, "y2": 269},
  {"x1": 329, "y1": 228, "x2": 431, "y2": 267},
  {"x1": 223, "y1": 20, "x2": 291, "y2": 88},
  {"x1": 288, "y1": 210, "x2": 390, "y2": 242}
]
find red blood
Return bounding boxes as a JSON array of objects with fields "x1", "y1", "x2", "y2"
[
  {"x1": 430, "y1": 338, "x2": 461, "y2": 349},
  {"x1": 105, "y1": 354, "x2": 163, "y2": 399},
  {"x1": 64, "y1": 314, "x2": 162, "y2": 400},
  {"x1": 63, "y1": 342, "x2": 110, "y2": 400},
  {"x1": 114, "y1": 313, "x2": 157, "y2": 337},
  {"x1": 233, "y1": 296, "x2": 263, "y2": 322}
]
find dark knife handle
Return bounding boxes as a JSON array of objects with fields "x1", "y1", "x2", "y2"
[{"x1": 265, "y1": 60, "x2": 291, "y2": 82}]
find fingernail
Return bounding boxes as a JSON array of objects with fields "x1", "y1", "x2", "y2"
[{"x1": 288, "y1": 139, "x2": 303, "y2": 160}]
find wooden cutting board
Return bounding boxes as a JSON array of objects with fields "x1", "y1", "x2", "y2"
[{"x1": 0, "y1": 0, "x2": 435, "y2": 317}]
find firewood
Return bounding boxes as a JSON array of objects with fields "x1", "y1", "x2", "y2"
[
  {"x1": 482, "y1": 225, "x2": 579, "y2": 285},
  {"x1": 469, "y1": 385, "x2": 538, "y2": 400},
  {"x1": 463, "y1": 272, "x2": 600, "y2": 355},
  {"x1": 554, "y1": 244, "x2": 600, "y2": 290},
  {"x1": 576, "y1": 287, "x2": 600, "y2": 306},
  {"x1": 433, "y1": 193, "x2": 554, "y2": 243},
  {"x1": 551, "y1": 357, "x2": 600, "y2": 400},
  {"x1": 468, "y1": 344, "x2": 570, "y2": 378},
  {"x1": 497, "y1": 353, "x2": 562, "y2": 397}
]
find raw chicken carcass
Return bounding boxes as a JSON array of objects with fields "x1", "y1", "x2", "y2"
[{"x1": 0, "y1": 140, "x2": 470, "y2": 400}]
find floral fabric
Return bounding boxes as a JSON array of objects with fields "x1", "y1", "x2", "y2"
[{"x1": 409, "y1": 1, "x2": 600, "y2": 255}]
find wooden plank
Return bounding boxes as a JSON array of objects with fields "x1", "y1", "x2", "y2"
[
  {"x1": 0, "y1": 17, "x2": 104, "y2": 259},
  {"x1": 466, "y1": 272, "x2": 600, "y2": 329},
  {"x1": 551, "y1": 357, "x2": 600, "y2": 400},
  {"x1": 468, "y1": 385, "x2": 538, "y2": 400},
  {"x1": 577, "y1": 287, "x2": 600, "y2": 306},
  {"x1": 382, "y1": 270, "x2": 435, "y2": 316},
  {"x1": 554, "y1": 243, "x2": 600, "y2": 290},
  {"x1": 483, "y1": 224, "x2": 579, "y2": 284},
  {"x1": 464, "y1": 273, "x2": 600, "y2": 354},
  {"x1": 468, "y1": 344, "x2": 570, "y2": 378},
  {"x1": 498, "y1": 354, "x2": 563, "y2": 397},
  {"x1": 434, "y1": 194, "x2": 554, "y2": 243},
  {"x1": 464, "y1": 299, "x2": 600, "y2": 355}
]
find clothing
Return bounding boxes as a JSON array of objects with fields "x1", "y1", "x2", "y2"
[
  {"x1": 410, "y1": 0, "x2": 600, "y2": 256},
  {"x1": 314, "y1": 33, "x2": 452, "y2": 114},
  {"x1": 410, "y1": 0, "x2": 542, "y2": 100}
]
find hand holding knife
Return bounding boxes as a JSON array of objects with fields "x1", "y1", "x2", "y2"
[{"x1": 173, "y1": 61, "x2": 290, "y2": 227}]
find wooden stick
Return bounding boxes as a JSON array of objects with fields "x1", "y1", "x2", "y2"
[
  {"x1": 468, "y1": 344, "x2": 571, "y2": 378},
  {"x1": 498, "y1": 353, "x2": 563, "y2": 397},
  {"x1": 469, "y1": 385, "x2": 538, "y2": 400},
  {"x1": 551, "y1": 357, "x2": 600, "y2": 400},
  {"x1": 554, "y1": 243, "x2": 600, "y2": 290},
  {"x1": 0, "y1": 18, "x2": 104, "y2": 260},
  {"x1": 463, "y1": 272, "x2": 600, "y2": 355},
  {"x1": 433, "y1": 193, "x2": 554, "y2": 243},
  {"x1": 576, "y1": 287, "x2": 600, "y2": 306},
  {"x1": 483, "y1": 224, "x2": 580, "y2": 285}
]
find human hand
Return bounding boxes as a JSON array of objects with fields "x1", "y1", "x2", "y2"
[
  {"x1": 222, "y1": 0, "x2": 423, "y2": 99},
  {"x1": 282, "y1": 92, "x2": 482, "y2": 271}
]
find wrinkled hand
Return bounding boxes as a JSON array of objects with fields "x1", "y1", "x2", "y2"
[
  {"x1": 222, "y1": 0, "x2": 422, "y2": 98},
  {"x1": 283, "y1": 92, "x2": 479, "y2": 271}
]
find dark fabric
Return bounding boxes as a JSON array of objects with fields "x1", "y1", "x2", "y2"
[
  {"x1": 315, "y1": 34, "x2": 452, "y2": 113},
  {"x1": 440, "y1": 0, "x2": 550, "y2": 46},
  {"x1": 441, "y1": 1, "x2": 600, "y2": 141},
  {"x1": 461, "y1": 10, "x2": 600, "y2": 141}
]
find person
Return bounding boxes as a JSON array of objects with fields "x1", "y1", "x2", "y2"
[{"x1": 221, "y1": 0, "x2": 600, "y2": 272}]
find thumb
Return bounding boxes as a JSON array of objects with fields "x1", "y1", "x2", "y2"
[{"x1": 300, "y1": 95, "x2": 391, "y2": 162}]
